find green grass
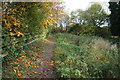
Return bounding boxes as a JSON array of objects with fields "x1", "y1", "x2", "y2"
[{"x1": 53, "y1": 33, "x2": 119, "y2": 78}]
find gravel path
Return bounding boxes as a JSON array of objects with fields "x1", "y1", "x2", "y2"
[{"x1": 30, "y1": 37, "x2": 56, "y2": 78}]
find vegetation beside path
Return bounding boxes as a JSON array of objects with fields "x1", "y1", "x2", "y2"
[
  {"x1": 1, "y1": 1, "x2": 120, "y2": 79},
  {"x1": 2, "y1": 38, "x2": 56, "y2": 78},
  {"x1": 53, "y1": 33, "x2": 119, "y2": 78}
]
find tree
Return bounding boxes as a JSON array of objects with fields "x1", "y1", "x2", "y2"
[
  {"x1": 70, "y1": 9, "x2": 83, "y2": 24},
  {"x1": 68, "y1": 3, "x2": 111, "y2": 37},
  {"x1": 70, "y1": 3, "x2": 108, "y2": 27},
  {"x1": 109, "y1": 1, "x2": 120, "y2": 36},
  {"x1": 58, "y1": 11, "x2": 69, "y2": 30},
  {"x1": 2, "y1": 2, "x2": 64, "y2": 64}
]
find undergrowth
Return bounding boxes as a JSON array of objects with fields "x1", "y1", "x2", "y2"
[{"x1": 53, "y1": 33, "x2": 119, "y2": 78}]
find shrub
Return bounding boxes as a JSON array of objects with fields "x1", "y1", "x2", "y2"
[
  {"x1": 68, "y1": 24, "x2": 111, "y2": 38},
  {"x1": 94, "y1": 26, "x2": 111, "y2": 38},
  {"x1": 54, "y1": 33, "x2": 119, "y2": 78}
]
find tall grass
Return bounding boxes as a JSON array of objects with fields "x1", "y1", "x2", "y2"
[{"x1": 53, "y1": 33, "x2": 119, "y2": 78}]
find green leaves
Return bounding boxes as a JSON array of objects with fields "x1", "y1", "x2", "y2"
[
  {"x1": 54, "y1": 33, "x2": 119, "y2": 78},
  {"x1": 70, "y1": 3, "x2": 108, "y2": 27}
]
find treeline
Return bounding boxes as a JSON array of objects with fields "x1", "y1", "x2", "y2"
[{"x1": 53, "y1": 2, "x2": 120, "y2": 38}]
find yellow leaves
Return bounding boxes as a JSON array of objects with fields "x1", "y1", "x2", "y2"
[
  {"x1": 2, "y1": 19, "x2": 7, "y2": 24},
  {"x1": 13, "y1": 67, "x2": 18, "y2": 69},
  {"x1": 46, "y1": 61, "x2": 55, "y2": 64},
  {"x1": 19, "y1": 71, "x2": 24, "y2": 73},
  {"x1": 21, "y1": 56, "x2": 25, "y2": 58},
  {"x1": 51, "y1": 61, "x2": 55, "y2": 63},
  {"x1": 13, "y1": 62, "x2": 19, "y2": 64},
  {"x1": 7, "y1": 8, "x2": 16, "y2": 14},
  {"x1": 21, "y1": 8, "x2": 26, "y2": 12},
  {"x1": 9, "y1": 28, "x2": 24, "y2": 37},
  {"x1": 13, "y1": 69, "x2": 17, "y2": 73},
  {"x1": 6, "y1": 22, "x2": 12, "y2": 27},
  {"x1": 10, "y1": 16, "x2": 17, "y2": 21},
  {"x1": 13, "y1": 67, "x2": 18, "y2": 73},
  {"x1": 15, "y1": 30, "x2": 24, "y2": 37},
  {"x1": 18, "y1": 57, "x2": 24, "y2": 61},
  {"x1": 18, "y1": 71, "x2": 22, "y2": 76},
  {"x1": 33, "y1": 72, "x2": 39, "y2": 74},
  {"x1": 25, "y1": 62, "x2": 34, "y2": 68},
  {"x1": 13, "y1": 21, "x2": 21, "y2": 27},
  {"x1": 25, "y1": 63, "x2": 30, "y2": 68},
  {"x1": 27, "y1": 62, "x2": 31, "y2": 65},
  {"x1": 3, "y1": 13, "x2": 21, "y2": 29},
  {"x1": 12, "y1": 29, "x2": 24, "y2": 37},
  {"x1": 26, "y1": 25, "x2": 28, "y2": 27},
  {"x1": 37, "y1": 52, "x2": 42, "y2": 55},
  {"x1": 8, "y1": 48, "x2": 43, "y2": 78},
  {"x1": 49, "y1": 63, "x2": 54, "y2": 66},
  {"x1": 32, "y1": 66, "x2": 38, "y2": 68},
  {"x1": 40, "y1": 17, "x2": 57, "y2": 30},
  {"x1": 34, "y1": 72, "x2": 42, "y2": 74},
  {"x1": 10, "y1": 32, "x2": 15, "y2": 36},
  {"x1": 34, "y1": 54, "x2": 39, "y2": 58},
  {"x1": 28, "y1": 74, "x2": 33, "y2": 77}
]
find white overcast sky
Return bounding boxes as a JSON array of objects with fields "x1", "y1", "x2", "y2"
[{"x1": 64, "y1": 0, "x2": 110, "y2": 14}]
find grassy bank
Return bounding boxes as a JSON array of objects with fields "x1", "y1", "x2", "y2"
[{"x1": 53, "y1": 33, "x2": 119, "y2": 78}]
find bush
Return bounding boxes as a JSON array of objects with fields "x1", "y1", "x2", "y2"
[
  {"x1": 54, "y1": 33, "x2": 119, "y2": 78},
  {"x1": 94, "y1": 26, "x2": 111, "y2": 38},
  {"x1": 79, "y1": 26, "x2": 95, "y2": 36},
  {"x1": 68, "y1": 24, "x2": 111, "y2": 38}
]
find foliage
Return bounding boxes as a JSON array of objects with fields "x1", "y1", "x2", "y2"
[
  {"x1": 68, "y1": 24, "x2": 81, "y2": 34},
  {"x1": 57, "y1": 11, "x2": 70, "y2": 30},
  {"x1": 2, "y1": 2, "x2": 64, "y2": 64},
  {"x1": 53, "y1": 33, "x2": 119, "y2": 78},
  {"x1": 50, "y1": 27, "x2": 64, "y2": 34},
  {"x1": 69, "y1": 9, "x2": 83, "y2": 24},
  {"x1": 2, "y1": 2, "x2": 65, "y2": 78},
  {"x1": 82, "y1": 3, "x2": 108, "y2": 27},
  {"x1": 109, "y1": 1, "x2": 120, "y2": 36},
  {"x1": 2, "y1": 39, "x2": 44, "y2": 78},
  {"x1": 69, "y1": 3, "x2": 108, "y2": 27},
  {"x1": 68, "y1": 24, "x2": 111, "y2": 37},
  {"x1": 67, "y1": 3, "x2": 110, "y2": 37},
  {"x1": 94, "y1": 26, "x2": 111, "y2": 38}
]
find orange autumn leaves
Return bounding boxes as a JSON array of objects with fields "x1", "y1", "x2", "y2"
[
  {"x1": 2, "y1": 9, "x2": 24, "y2": 37},
  {"x1": 9, "y1": 46, "x2": 43, "y2": 78},
  {"x1": 17, "y1": 71, "x2": 24, "y2": 76}
]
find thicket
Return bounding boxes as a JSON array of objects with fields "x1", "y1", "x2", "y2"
[{"x1": 53, "y1": 33, "x2": 119, "y2": 78}]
